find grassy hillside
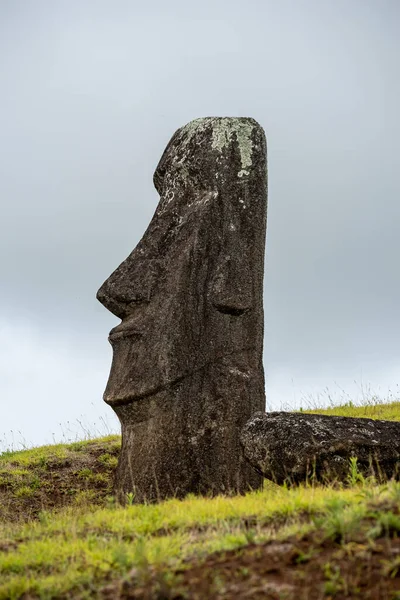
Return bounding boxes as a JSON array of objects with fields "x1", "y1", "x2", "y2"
[
  {"x1": 0, "y1": 436, "x2": 120, "y2": 522},
  {"x1": 1, "y1": 402, "x2": 400, "y2": 599}
]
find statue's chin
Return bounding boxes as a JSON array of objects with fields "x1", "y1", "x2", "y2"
[
  {"x1": 103, "y1": 393, "x2": 138, "y2": 407},
  {"x1": 102, "y1": 337, "x2": 199, "y2": 408},
  {"x1": 102, "y1": 373, "x2": 184, "y2": 407},
  {"x1": 102, "y1": 336, "x2": 167, "y2": 407},
  {"x1": 103, "y1": 389, "x2": 156, "y2": 407}
]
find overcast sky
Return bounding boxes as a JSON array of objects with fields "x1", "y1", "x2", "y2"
[{"x1": 1, "y1": 0, "x2": 399, "y2": 450}]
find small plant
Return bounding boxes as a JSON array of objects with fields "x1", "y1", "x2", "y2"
[
  {"x1": 347, "y1": 457, "x2": 365, "y2": 487},
  {"x1": 77, "y1": 467, "x2": 93, "y2": 480},
  {"x1": 73, "y1": 490, "x2": 97, "y2": 505},
  {"x1": 382, "y1": 555, "x2": 400, "y2": 578},
  {"x1": 98, "y1": 453, "x2": 118, "y2": 469},
  {"x1": 126, "y1": 491, "x2": 135, "y2": 506},
  {"x1": 244, "y1": 528, "x2": 256, "y2": 544},
  {"x1": 211, "y1": 573, "x2": 227, "y2": 595},
  {"x1": 152, "y1": 568, "x2": 182, "y2": 600},
  {"x1": 105, "y1": 495, "x2": 116, "y2": 509},
  {"x1": 358, "y1": 484, "x2": 386, "y2": 502},
  {"x1": 38, "y1": 456, "x2": 47, "y2": 468},
  {"x1": 111, "y1": 544, "x2": 131, "y2": 570},
  {"x1": 38, "y1": 510, "x2": 50, "y2": 525},
  {"x1": 315, "y1": 502, "x2": 365, "y2": 544},
  {"x1": 323, "y1": 562, "x2": 344, "y2": 596},
  {"x1": 388, "y1": 481, "x2": 400, "y2": 503},
  {"x1": 14, "y1": 485, "x2": 36, "y2": 498},
  {"x1": 132, "y1": 536, "x2": 151, "y2": 583},
  {"x1": 29, "y1": 474, "x2": 41, "y2": 491},
  {"x1": 294, "y1": 548, "x2": 316, "y2": 564},
  {"x1": 69, "y1": 442, "x2": 85, "y2": 451},
  {"x1": 368, "y1": 511, "x2": 400, "y2": 539}
]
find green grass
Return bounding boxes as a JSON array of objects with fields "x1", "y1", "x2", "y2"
[
  {"x1": 304, "y1": 400, "x2": 400, "y2": 421},
  {"x1": 0, "y1": 435, "x2": 120, "y2": 465},
  {"x1": 2, "y1": 482, "x2": 398, "y2": 599},
  {"x1": 0, "y1": 400, "x2": 399, "y2": 599}
]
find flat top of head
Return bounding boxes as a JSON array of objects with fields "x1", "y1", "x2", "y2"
[{"x1": 154, "y1": 116, "x2": 266, "y2": 194}]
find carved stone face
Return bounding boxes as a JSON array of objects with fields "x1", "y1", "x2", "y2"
[{"x1": 97, "y1": 117, "x2": 267, "y2": 407}]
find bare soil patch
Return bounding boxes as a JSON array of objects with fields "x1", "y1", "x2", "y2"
[{"x1": 113, "y1": 531, "x2": 400, "y2": 600}]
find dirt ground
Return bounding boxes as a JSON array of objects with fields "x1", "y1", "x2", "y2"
[{"x1": 106, "y1": 530, "x2": 400, "y2": 600}]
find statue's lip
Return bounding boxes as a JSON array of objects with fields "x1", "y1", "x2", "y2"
[{"x1": 108, "y1": 325, "x2": 143, "y2": 342}]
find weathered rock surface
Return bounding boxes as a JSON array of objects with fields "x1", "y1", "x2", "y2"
[
  {"x1": 241, "y1": 412, "x2": 400, "y2": 484},
  {"x1": 97, "y1": 117, "x2": 268, "y2": 502}
]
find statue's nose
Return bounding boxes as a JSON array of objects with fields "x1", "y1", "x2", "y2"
[
  {"x1": 96, "y1": 284, "x2": 128, "y2": 319},
  {"x1": 97, "y1": 255, "x2": 158, "y2": 319},
  {"x1": 97, "y1": 278, "x2": 150, "y2": 319}
]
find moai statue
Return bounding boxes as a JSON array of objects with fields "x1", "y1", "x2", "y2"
[{"x1": 97, "y1": 117, "x2": 268, "y2": 503}]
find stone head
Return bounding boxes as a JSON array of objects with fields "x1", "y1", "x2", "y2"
[{"x1": 97, "y1": 117, "x2": 267, "y2": 407}]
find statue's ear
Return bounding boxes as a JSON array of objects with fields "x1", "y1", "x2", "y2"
[{"x1": 210, "y1": 235, "x2": 253, "y2": 316}]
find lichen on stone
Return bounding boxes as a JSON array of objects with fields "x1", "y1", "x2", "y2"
[
  {"x1": 180, "y1": 117, "x2": 255, "y2": 178},
  {"x1": 210, "y1": 119, "x2": 254, "y2": 178}
]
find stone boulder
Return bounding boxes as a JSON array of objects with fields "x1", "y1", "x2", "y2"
[{"x1": 240, "y1": 411, "x2": 400, "y2": 484}]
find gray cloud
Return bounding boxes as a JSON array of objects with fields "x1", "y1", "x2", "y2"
[{"x1": 1, "y1": 0, "x2": 399, "y2": 448}]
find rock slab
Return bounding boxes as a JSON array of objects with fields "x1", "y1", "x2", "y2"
[
  {"x1": 97, "y1": 117, "x2": 268, "y2": 502},
  {"x1": 241, "y1": 412, "x2": 400, "y2": 484}
]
